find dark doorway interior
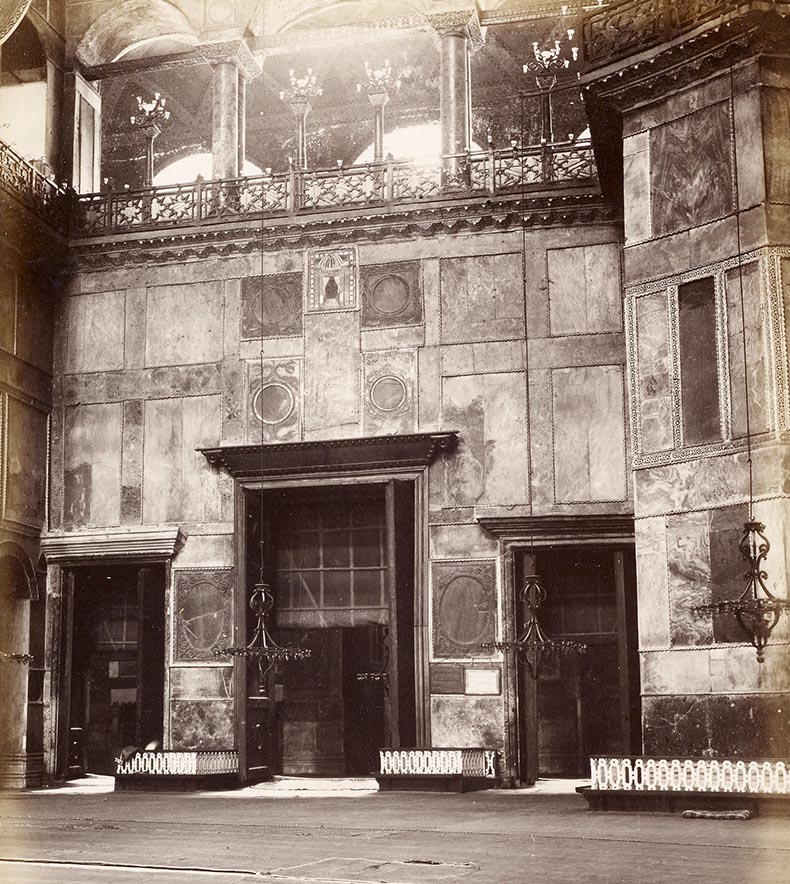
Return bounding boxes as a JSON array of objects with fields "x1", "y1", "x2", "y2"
[
  {"x1": 68, "y1": 565, "x2": 165, "y2": 775},
  {"x1": 516, "y1": 546, "x2": 639, "y2": 780},
  {"x1": 245, "y1": 481, "x2": 415, "y2": 777}
]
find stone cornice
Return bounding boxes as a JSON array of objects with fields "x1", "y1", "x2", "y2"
[
  {"x1": 41, "y1": 527, "x2": 187, "y2": 564},
  {"x1": 200, "y1": 432, "x2": 459, "y2": 479},
  {"x1": 581, "y1": 6, "x2": 790, "y2": 111},
  {"x1": 66, "y1": 192, "x2": 621, "y2": 270},
  {"x1": 476, "y1": 513, "x2": 635, "y2": 542}
]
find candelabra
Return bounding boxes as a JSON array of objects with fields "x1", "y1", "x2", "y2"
[
  {"x1": 693, "y1": 521, "x2": 789, "y2": 663},
  {"x1": 280, "y1": 69, "x2": 323, "y2": 169},
  {"x1": 357, "y1": 60, "x2": 401, "y2": 162},
  {"x1": 522, "y1": 30, "x2": 579, "y2": 143},
  {"x1": 485, "y1": 574, "x2": 586, "y2": 679},
  {"x1": 130, "y1": 93, "x2": 170, "y2": 186}
]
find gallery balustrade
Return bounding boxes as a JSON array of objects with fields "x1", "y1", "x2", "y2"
[{"x1": 0, "y1": 139, "x2": 68, "y2": 230}]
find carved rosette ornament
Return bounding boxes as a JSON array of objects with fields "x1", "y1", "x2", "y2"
[
  {"x1": 425, "y1": 8, "x2": 486, "y2": 51},
  {"x1": 0, "y1": 0, "x2": 32, "y2": 46}
]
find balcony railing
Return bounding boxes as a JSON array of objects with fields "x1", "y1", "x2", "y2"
[
  {"x1": 0, "y1": 140, "x2": 68, "y2": 230},
  {"x1": 72, "y1": 140, "x2": 597, "y2": 237},
  {"x1": 581, "y1": 0, "x2": 786, "y2": 67}
]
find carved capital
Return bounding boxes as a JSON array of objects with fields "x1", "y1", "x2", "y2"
[
  {"x1": 198, "y1": 40, "x2": 262, "y2": 80},
  {"x1": 425, "y1": 8, "x2": 485, "y2": 52}
]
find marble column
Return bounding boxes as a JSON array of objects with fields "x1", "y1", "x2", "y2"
[
  {"x1": 44, "y1": 58, "x2": 63, "y2": 177},
  {"x1": 427, "y1": 10, "x2": 484, "y2": 180},
  {"x1": 199, "y1": 41, "x2": 262, "y2": 180}
]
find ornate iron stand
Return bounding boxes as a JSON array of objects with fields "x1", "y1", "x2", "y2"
[
  {"x1": 130, "y1": 93, "x2": 170, "y2": 187},
  {"x1": 523, "y1": 31, "x2": 579, "y2": 143}
]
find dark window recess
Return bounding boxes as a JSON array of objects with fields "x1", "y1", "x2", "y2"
[{"x1": 678, "y1": 277, "x2": 721, "y2": 445}]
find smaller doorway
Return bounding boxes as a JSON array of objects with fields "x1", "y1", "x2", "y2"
[
  {"x1": 65, "y1": 565, "x2": 165, "y2": 775},
  {"x1": 515, "y1": 546, "x2": 639, "y2": 781}
]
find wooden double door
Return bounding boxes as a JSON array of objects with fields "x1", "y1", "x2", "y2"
[{"x1": 241, "y1": 480, "x2": 417, "y2": 780}]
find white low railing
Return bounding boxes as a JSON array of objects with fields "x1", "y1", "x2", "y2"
[
  {"x1": 380, "y1": 748, "x2": 498, "y2": 779},
  {"x1": 115, "y1": 750, "x2": 239, "y2": 776},
  {"x1": 590, "y1": 756, "x2": 790, "y2": 794}
]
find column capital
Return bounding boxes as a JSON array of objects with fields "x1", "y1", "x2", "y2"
[
  {"x1": 425, "y1": 8, "x2": 485, "y2": 52},
  {"x1": 198, "y1": 39, "x2": 262, "y2": 81}
]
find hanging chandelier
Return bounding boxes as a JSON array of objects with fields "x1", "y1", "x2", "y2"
[
  {"x1": 694, "y1": 520, "x2": 789, "y2": 664},
  {"x1": 485, "y1": 574, "x2": 586, "y2": 679}
]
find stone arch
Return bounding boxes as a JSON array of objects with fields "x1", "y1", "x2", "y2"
[
  {"x1": 75, "y1": 0, "x2": 198, "y2": 68},
  {"x1": 272, "y1": 0, "x2": 426, "y2": 34}
]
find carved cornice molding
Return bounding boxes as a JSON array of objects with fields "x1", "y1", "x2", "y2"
[
  {"x1": 197, "y1": 39, "x2": 262, "y2": 80},
  {"x1": 476, "y1": 513, "x2": 635, "y2": 542},
  {"x1": 199, "y1": 431, "x2": 459, "y2": 478},
  {"x1": 581, "y1": 8, "x2": 790, "y2": 111},
  {"x1": 41, "y1": 527, "x2": 187, "y2": 564},
  {"x1": 66, "y1": 193, "x2": 620, "y2": 270},
  {"x1": 425, "y1": 9, "x2": 485, "y2": 51}
]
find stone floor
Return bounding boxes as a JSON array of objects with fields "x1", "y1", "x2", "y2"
[{"x1": 0, "y1": 779, "x2": 788, "y2": 883}]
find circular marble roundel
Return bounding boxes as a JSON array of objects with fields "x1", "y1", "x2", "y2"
[
  {"x1": 369, "y1": 375, "x2": 407, "y2": 413},
  {"x1": 369, "y1": 274, "x2": 411, "y2": 316},
  {"x1": 253, "y1": 382, "x2": 295, "y2": 425}
]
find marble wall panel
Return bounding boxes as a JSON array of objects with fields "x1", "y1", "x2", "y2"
[
  {"x1": 360, "y1": 261, "x2": 422, "y2": 328},
  {"x1": 548, "y1": 244, "x2": 621, "y2": 335},
  {"x1": 623, "y1": 132, "x2": 651, "y2": 244},
  {"x1": 145, "y1": 281, "x2": 223, "y2": 367},
  {"x1": 430, "y1": 696, "x2": 504, "y2": 748},
  {"x1": 169, "y1": 699, "x2": 234, "y2": 750},
  {"x1": 527, "y1": 370, "x2": 554, "y2": 509},
  {"x1": 142, "y1": 395, "x2": 222, "y2": 524},
  {"x1": 633, "y1": 445, "x2": 789, "y2": 516},
  {"x1": 442, "y1": 341, "x2": 524, "y2": 376},
  {"x1": 124, "y1": 288, "x2": 146, "y2": 370},
  {"x1": 360, "y1": 325, "x2": 424, "y2": 351},
  {"x1": 4, "y1": 397, "x2": 48, "y2": 527},
  {"x1": 726, "y1": 263, "x2": 770, "y2": 437},
  {"x1": 240, "y1": 273, "x2": 302, "y2": 339},
  {"x1": 764, "y1": 88, "x2": 790, "y2": 204},
  {"x1": 733, "y1": 89, "x2": 765, "y2": 209},
  {"x1": 0, "y1": 264, "x2": 15, "y2": 354},
  {"x1": 303, "y1": 312, "x2": 360, "y2": 436},
  {"x1": 634, "y1": 517, "x2": 671, "y2": 650},
  {"x1": 362, "y1": 349, "x2": 416, "y2": 435},
  {"x1": 643, "y1": 693, "x2": 790, "y2": 757},
  {"x1": 640, "y1": 649, "x2": 712, "y2": 697},
  {"x1": 624, "y1": 231, "x2": 690, "y2": 285},
  {"x1": 709, "y1": 504, "x2": 751, "y2": 644},
  {"x1": 650, "y1": 102, "x2": 734, "y2": 236},
  {"x1": 172, "y1": 534, "x2": 234, "y2": 568},
  {"x1": 440, "y1": 373, "x2": 529, "y2": 507},
  {"x1": 666, "y1": 511, "x2": 713, "y2": 646},
  {"x1": 62, "y1": 363, "x2": 223, "y2": 405},
  {"x1": 429, "y1": 524, "x2": 498, "y2": 560},
  {"x1": 63, "y1": 402, "x2": 122, "y2": 528},
  {"x1": 634, "y1": 292, "x2": 673, "y2": 453},
  {"x1": 687, "y1": 217, "x2": 738, "y2": 270},
  {"x1": 423, "y1": 258, "x2": 441, "y2": 346},
  {"x1": 552, "y1": 365, "x2": 626, "y2": 503},
  {"x1": 432, "y1": 560, "x2": 496, "y2": 658},
  {"x1": 66, "y1": 291, "x2": 125, "y2": 374},
  {"x1": 247, "y1": 359, "x2": 301, "y2": 443},
  {"x1": 440, "y1": 253, "x2": 524, "y2": 343},
  {"x1": 120, "y1": 399, "x2": 143, "y2": 524},
  {"x1": 239, "y1": 337, "x2": 304, "y2": 360},
  {"x1": 16, "y1": 278, "x2": 53, "y2": 375},
  {"x1": 418, "y1": 346, "x2": 441, "y2": 430},
  {"x1": 172, "y1": 570, "x2": 233, "y2": 663},
  {"x1": 169, "y1": 667, "x2": 233, "y2": 700}
]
